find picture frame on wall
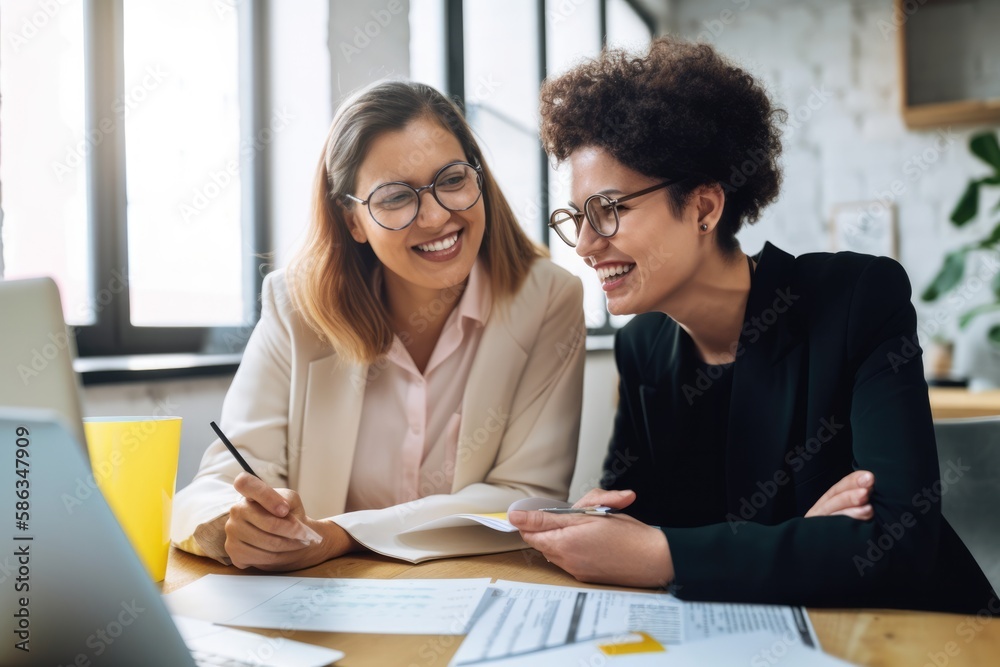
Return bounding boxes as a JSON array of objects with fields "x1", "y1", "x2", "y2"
[{"x1": 829, "y1": 200, "x2": 898, "y2": 259}]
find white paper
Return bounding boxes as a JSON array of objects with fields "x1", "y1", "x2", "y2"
[
  {"x1": 449, "y1": 581, "x2": 820, "y2": 666},
  {"x1": 172, "y1": 615, "x2": 344, "y2": 667},
  {"x1": 682, "y1": 600, "x2": 818, "y2": 645},
  {"x1": 454, "y1": 631, "x2": 858, "y2": 667},
  {"x1": 164, "y1": 575, "x2": 491, "y2": 635},
  {"x1": 400, "y1": 497, "x2": 571, "y2": 534}
]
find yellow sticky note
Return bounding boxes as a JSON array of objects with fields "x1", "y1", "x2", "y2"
[
  {"x1": 476, "y1": 512, "x2": 509, "y2": 520},
  {"x1": 598, "y1": 632, "x2": 666, "y2": 656}
]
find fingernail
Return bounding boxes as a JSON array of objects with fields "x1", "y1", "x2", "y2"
[
  {"x1": 276, "y1": 503, "x2": 290, "y2": 517},
  {"x1": 859, "y1": 473, "x2": 873, "y2": 486},
  {"x1": 616, "y1": 490, "x2": 631, "y2": 495}
]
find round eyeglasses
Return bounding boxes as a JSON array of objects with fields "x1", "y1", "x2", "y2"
[
  {"x1": 548, "y1": 179, "x2": 680, "y2": 247},
  {"x1": 343, "y1": 161, "x2": 484, "y2": 231}
]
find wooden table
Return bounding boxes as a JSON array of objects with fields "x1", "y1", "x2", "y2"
[
  {"x1": 164, "y1": 547, "x2": 1000, "y2": 666},
  {"x1": 929, "y1": 387, "x2": 1000, "y2": 420}
]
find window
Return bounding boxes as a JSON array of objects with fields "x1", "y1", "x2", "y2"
[
  {"x1": 435, "y1": 0, "x2": 654, "y2": 335},
  {"x1": 0, "y1": 0, "x2": 268, "y2": 356},
  {"x1": 1, "y1": 0, "x2": 90, "y2": 324},
  {"x1": 463, "y1": 0, "x2": 546, "y2": 246}
]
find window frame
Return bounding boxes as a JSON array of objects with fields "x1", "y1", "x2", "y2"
[
  {"x1": 443, "y1": 0, "x2": 654, "y2": 336},
  {"x1": 72, "y1": 0, "x2": 270, "y2": 357}
]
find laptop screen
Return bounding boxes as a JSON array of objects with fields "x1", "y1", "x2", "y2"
[{"x1": 0, "y1": 277, "x2": 87, "y2": 450}]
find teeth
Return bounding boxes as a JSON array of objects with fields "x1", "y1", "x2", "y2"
[
  {"x1": 416, "y1": 232, "x2": 459, "y2": 253},
  {"x1": 596, "y1": 264, "x2": 635, "y2": 283}
]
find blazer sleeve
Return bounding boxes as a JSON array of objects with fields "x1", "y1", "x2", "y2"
[
  {"x1": 170, "y1": 273, "x2": 294, "y2": 561},
  {"x1": 662, "y1": 257, "x2": 951, "y2": 608},
  {"x1": 331, "y1": 271, "x2": 586, "y2": 562}
]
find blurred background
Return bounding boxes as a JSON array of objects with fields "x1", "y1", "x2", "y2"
[{"x1": 2, "y1": 0, "x2": 999, "y2": 496}]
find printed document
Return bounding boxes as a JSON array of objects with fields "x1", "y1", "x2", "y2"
[
  {"x1": 449, "y1": 580, "x2": 819, "y2": 665},
  {"x1": 164, "y1": 575, "x2": 491, "y2": 635}
]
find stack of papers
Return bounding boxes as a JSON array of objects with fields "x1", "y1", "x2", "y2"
[
  {"x1": 163, "y1": 575, "x2": 858, "y2": 666},
  {"x1": 448, "y1": 581, "x2": 857, "y2": 666},
  {"x1": 453, "y1": 631, "x2": 857, "y2": 666}
]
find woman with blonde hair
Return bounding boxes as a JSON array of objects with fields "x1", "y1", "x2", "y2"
[{"x1": 173, "y1": 81, "x2": 585, "y2": 570}]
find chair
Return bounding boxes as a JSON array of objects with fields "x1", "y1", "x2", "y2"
[{"x1": 932, "y1": 417, "x2": 1000, "y2": 594}]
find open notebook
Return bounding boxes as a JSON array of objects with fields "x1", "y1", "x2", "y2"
[{"x1": 399, "y1": 497, "x2": 572, "y2": 534}]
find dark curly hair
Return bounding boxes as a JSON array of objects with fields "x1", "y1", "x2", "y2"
[{"x1": 540, "y1": 36, "x2": 785, "y2": 253}]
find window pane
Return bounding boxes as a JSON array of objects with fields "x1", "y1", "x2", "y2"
[
  {"x1": 463, "y1": 0, "x2": 544, "y2": 244},
  {"x1": 0, "y1": 0, "x2": 91, "y2": 325},
  {"x1": 545, "y1": 0, "x2": 607, "y2": 328},
  {"x1": 607, "y1": 0, "x2": 652, "y2": 49},
  {"x1": 409, "y1": 0, "x2": 446, "y2": 91},
  {"x1": 604, "y1": 0, "x2": 647, "y2": 330},
  {"x1": 546, "y1": 0, "x2": 601, "y2": 76},
  {"x1": 123, "y1": 0, "x2": 244, "y2": 326}
]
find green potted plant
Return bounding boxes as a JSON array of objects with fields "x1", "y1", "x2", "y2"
[{"x1": 922, "y1": 132, "x2": 1000, "y2": 345}]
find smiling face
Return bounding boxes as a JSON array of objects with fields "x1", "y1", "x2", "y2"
[
  {"x1": 568, "y1": 146, "x2": 714, "y2": 316},
  {"x1": 344, "y1": 116, "x2": 486, "y2": 302}
]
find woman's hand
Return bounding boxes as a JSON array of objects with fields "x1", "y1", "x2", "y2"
[
  {"x1": 224, "y1": 473, "x2": 359, "y2": 571},
  {"x1": 509, "y1": 488, "x2": 673, "y2": 589},
  {"x1": 805, "y1": 470, "x2": 875, "y2": 520},
  {"x1": 571, "y1": 487, "x2": 637, "y2": 511}
]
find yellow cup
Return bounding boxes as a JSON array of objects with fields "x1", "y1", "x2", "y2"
[{"x1": 83, "y1": 416, "x2": 182, "y2": 582}]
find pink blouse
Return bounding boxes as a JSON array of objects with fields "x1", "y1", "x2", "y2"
[{"x1": 344, "y1": 262, "x2": 491, "y2": 512}]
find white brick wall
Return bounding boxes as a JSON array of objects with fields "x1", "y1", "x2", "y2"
[{"x1": 669, "y1": 0, "x2": 1000, "y2": 354}]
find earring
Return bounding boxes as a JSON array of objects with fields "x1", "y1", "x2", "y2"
[{"x1": 700, "y1": 224, "x2": 708, "y2": 231}]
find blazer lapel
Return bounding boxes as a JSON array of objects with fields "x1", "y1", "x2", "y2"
[
  {"x1": 637, "y1": 322, "x2": 689, "y2": 467},
  {"x1": 296, "y1": 355, "x2": 367, "y2": 518},
  {"x1": 454, "y1": 313, "x2": 529, "y2": 489},
  {"x1": 726, "y1": 242, "x2": 806, "y2": 523}
]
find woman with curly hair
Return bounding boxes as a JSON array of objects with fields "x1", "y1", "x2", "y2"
[{"x1": 509, "y1": 36, "x2": 995, "y2": 613}]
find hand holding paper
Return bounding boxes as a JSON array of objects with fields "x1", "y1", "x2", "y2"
[
  {"x1": 571, "y1": 487, "x2": 637, "y2": 511},
  {"x1": 509, "y1": 488, "x2": 674, "y2": 588}
]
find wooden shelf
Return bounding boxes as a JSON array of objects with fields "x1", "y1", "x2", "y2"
[
  {"x1": 896, "y1": 0, "x2": 1000, "y2": 129},
  {"x1": 929, "y1": 386, "x2": 1000, "y2": 420},
  {"x1": 902, "y1": 98, "x2": 1000, "y2": 130}
]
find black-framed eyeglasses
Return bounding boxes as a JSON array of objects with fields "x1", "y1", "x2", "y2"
[
  {"x1": 548, "y1": 179, "x2": 679, "y2": 247},
  {"x1": 343, "y1": 161, "x2": 484, "y2": 231}
]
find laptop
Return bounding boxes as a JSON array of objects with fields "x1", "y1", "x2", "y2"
[
  {"x1": 0, "y1": 278, "x2": 343, "y2": 666},
  {"x1": 0, "y1": 277, "x2": 87, "y2": 448}
]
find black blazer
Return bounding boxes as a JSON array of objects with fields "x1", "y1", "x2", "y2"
[{"x1": 604, "y1": 242, "x2": 996, "y2": 613}]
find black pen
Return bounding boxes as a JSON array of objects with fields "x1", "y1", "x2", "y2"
[
  {"x1": 210, "y1": 420, "x2": 321, "y2": 544},
  {"x1": 210, "y1": 420, "x2": 259, "y2": 478}
]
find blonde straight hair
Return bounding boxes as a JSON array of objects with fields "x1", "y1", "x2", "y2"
[{"x1": 287, "y1": 81, "x2": 543, "y2": 365}]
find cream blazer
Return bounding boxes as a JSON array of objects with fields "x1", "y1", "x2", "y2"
[{"x1": 171, "y1": 258, "x2": 585, "y2": 563}]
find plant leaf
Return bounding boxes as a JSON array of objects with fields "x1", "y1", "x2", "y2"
[
  {"x1": 988, "y1": 324, "x2": 1000, "y2": 348},
  {"x1": 960, "y1": 304, "x2": 1000, "y2": 329},
  {"x1": 921, "y1": 250, "x2": 967, "y2": 301},
  {"x1": 970, "y1": 133, "x2": 1000, "y2": 172},
  {"x1": 951, "y1": 181, "x2": 980, "y2": 226},
  {"x1": 978, "y1": 221, "x2": 1000, "y2": 248}
]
